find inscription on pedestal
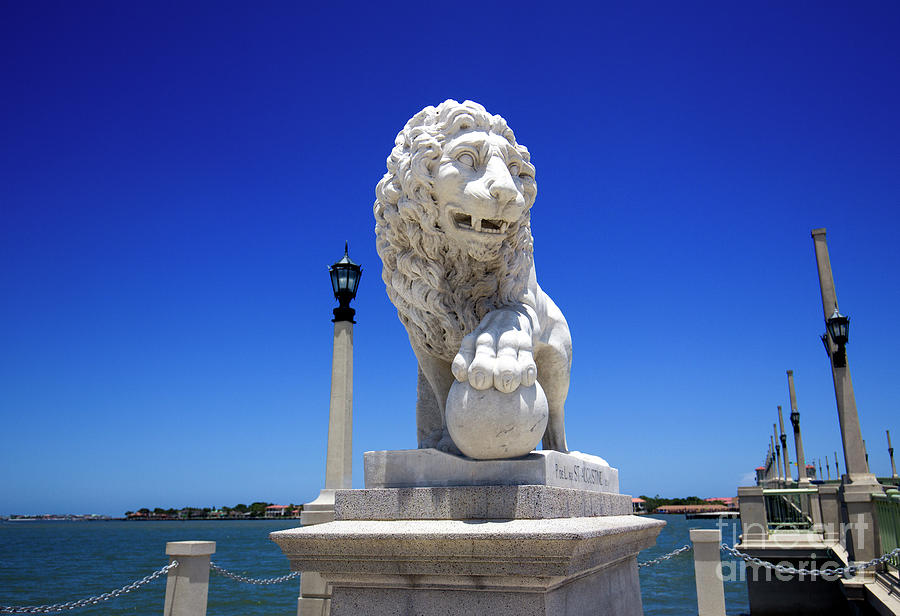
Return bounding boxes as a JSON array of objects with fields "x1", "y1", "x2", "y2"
[
  {"x1": 365, "y1": 448, "x2": 619, "y2": 494},
  {"x1": 552, "y1": 460, "x2": 609, "y2": 491}
]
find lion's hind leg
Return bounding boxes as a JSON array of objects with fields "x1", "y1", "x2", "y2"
[
  {"x1": 536, "y1": 345, "x2": 570, "y2": 453},
  {"x1": 416, "y1": 364, "x2": 443, "y2": 449}
]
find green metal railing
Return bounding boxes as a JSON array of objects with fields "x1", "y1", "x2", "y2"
[
  {"x1": 762, "y1": 488, "x2": 815, "y2": 531},
  {"x1": 874, "y1": 490, "x2": 900, "y2": 570}
]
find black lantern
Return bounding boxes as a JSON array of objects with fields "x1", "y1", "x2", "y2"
[
  {"x1": 329, "y1": 241, "x2": 362, "y2": 322},
  {"x1": 825, "y1": 305, "x2": 849, "y2": 367}
]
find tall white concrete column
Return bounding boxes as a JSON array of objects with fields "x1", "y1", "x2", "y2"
[
  {"x1": 163, "y1": 541, "x2": 214, "y2": 616},
  {"x1": 302, "y1": 318, "x2": 354, "y2": 519},
  {"x1": 299, "y1": 319, "x2": 355, "y2": 616}
]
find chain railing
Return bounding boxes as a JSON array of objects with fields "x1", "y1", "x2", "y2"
[
  {"x1": 0, "y1": 561, "x2": 178, "y2": 614},
  {"x1": 209, "y1": 562, "x2": 300, "y2": 585},
  {"x1": 638, "y1": 541, "x2": 900, "y2": 577},
  {"x1": 722, "y1": 543, "x2": 900, "y2": 578},
  {"x1": 637, "y1": 544, "x2": 692, "y2": 568}
]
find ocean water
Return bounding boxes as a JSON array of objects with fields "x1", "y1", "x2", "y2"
[{"x1": 0, "y1": 515, "x2": 748, "y2": 615}]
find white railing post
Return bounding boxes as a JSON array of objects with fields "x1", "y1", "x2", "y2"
[
  {"x1": 690, "y1": 529, "x2": 726, "y2": 616},
  {"x1": 163, "y1": 541, "x2": 215, "y2": 616}
]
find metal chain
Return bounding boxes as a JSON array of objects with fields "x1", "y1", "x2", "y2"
[
  {"x1": 0, "y1": 561, "x2": 178, "y2": 614},
  {"x1": 637, "y1": 544, "x2": 692, "y2": 568},
  {"x1": 209, "y1": 562, "x2": 300, "y2": 585},
  {"x1": 721, "y1": 544, "x2": 900, "y2": 578}
]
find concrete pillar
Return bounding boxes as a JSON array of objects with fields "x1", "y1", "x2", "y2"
[
  {"x1": 889, "y1": 430, "x2": 898, "y2": 479},
  {"x1": 812, "y1": 229, "x2": 883, "y2": 566},
  {"x1": 299, "y1": 318, "x2": 355, "y2": 616},
  {"x1": 786, "y1": 370, "x2": 808, "y2": 486},
  {"x1": 738, "y1": 486, "x2": 767, "y2": 540},
  {"x1": 163, "y1": 541, "x2": 214, "y2": 616},
  {"x1": 818, "y1": 484, "x2": 841, "y2": 543},
  {"x1": 778, "y1": 406, "x2": 791, "y2": 484},
  {"x1": 811, "y1": 229, "x2": 879, "y2": 489},
  {"x1": 690, "y1": 529, "x2": 726, "y2": 616},
  {"x1": 773, "y1": 424, "x2": 783, "y2": 484},
  {"x1": 769, "y1": 436, "x2": 779, "y2": 484}
]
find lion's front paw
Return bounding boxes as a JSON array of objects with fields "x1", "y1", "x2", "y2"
[
  {"x1": 451, "y1": 315, "x2": 537, "y2": 393},
  {"x1": 434, "y1": 431, "x2": 462, "y2": 456}
]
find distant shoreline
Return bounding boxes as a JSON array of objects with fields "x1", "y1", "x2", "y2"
[{"x1": 2, "y1": 517, "x2": 301, "y2": 522}]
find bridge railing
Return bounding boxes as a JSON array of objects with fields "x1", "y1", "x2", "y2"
[
  {"x1": 762, "y1": 488, "x2": 816, "y2": 531},
  {"x1": 1, "y1": 541, "x2": 299, "y2": 615},
  {"x1": 874, "y1": 489, "x2": 900, "y2": 572}
]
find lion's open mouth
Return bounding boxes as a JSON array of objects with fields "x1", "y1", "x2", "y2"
[{"x1": 452, "y1": 212, "x2": 509, "y2": 235}]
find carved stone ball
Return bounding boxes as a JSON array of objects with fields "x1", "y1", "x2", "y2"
[{"x1": 445, "y1": 380, "x2": 549, "y2": 460}]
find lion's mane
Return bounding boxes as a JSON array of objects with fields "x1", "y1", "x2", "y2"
[{"x1": 374, "y1": 100, "x2": 535, "y2": 360}]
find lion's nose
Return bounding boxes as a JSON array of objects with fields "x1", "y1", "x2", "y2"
[
  {"x1": 489, "y1": 181, "x2": 519, "y2": 205},
  {"x1": 485, "y1": 158, "x2": 520, "y2": 205}
]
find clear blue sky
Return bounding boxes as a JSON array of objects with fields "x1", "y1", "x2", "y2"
[{"x1": 2, "y1": 2, "x2": 899, "y2": 516}]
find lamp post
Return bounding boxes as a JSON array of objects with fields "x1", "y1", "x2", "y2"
[
  {"x1": 773, "y1": 424, "x2": 782, "y2": 484},
  {"x1": 811, "y1": 229, "x2": 879, "y2": 490},
  {"x1": 888, "y1": 430, "x2": 898, "y2": 479},
  {"x1": 825, "y1": 455, "x2": 831, "y2": 481},
  {"x1": 787, "y1": 370, "x2": 808, "y2": 485},
  {"x1": 811, "y1": 229, "x2": 882, "y2": 565},
  {"x1": 299, "y1": 242, "x2": 362, "y2": 616},
  {"x1": 778, "y1": 406, "x2": 791, "y2": 485},
  {"x1": 769, "y1": 437, "x2": 777, "y2": 484}
]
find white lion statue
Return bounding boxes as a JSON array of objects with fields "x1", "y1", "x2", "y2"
[{"x1": 374, "y1": 100, "x2": 572, "y2": 454}]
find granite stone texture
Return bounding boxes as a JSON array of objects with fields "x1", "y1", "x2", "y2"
[
  {"x1": 334, "y1": 485, "x2": 631, "y2": 521},
  {"x1": 365, "y1": 448, "x2": 618, "y2": 493},
  {"x1": 331, "y1": 557, "x2": 641, "y2": 616},
  {"x1": 271, "y1": 515, "x2": 664, "y2": 616}
]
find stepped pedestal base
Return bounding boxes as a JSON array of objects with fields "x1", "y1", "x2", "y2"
[
  {"x1": 274, "y1": 513, "x2": 662, "y2": 616},
  {"x1": 275, "y1": 450, "x2": 662, "y2": 615}
]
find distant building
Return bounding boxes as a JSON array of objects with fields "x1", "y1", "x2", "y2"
[
  {"x1": 265, "y1": 505, "x2": 289, "y2": 518},
  {"x1": 703, "y1": 497, "x2": 738, "y2": 510},
  {"x1": 631, "y1": 498, "x2": 646, "y2": 514},
  {"x1": 655, "y1": 504, "x2": 728, "y2": 514}
]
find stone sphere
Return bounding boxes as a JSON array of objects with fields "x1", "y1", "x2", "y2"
[{"x1": 445, "y1": 380, "x2": 549, "y2": 460}]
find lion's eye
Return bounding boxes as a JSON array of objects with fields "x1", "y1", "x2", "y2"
[
  {"x1": 508, "y1": 162, "x2": 520, "y2": 176},
  {"x1": 456, "y1": 152, "x2": 476, "y2": 168}
]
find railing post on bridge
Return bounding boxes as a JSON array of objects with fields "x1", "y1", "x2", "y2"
[
  {"x1": 690, "y1": 529, "x2": 726, "y2": 616},
  {"x1": 163, "y1": 541, "x2": 215, "y2": 616},
  {"x1": 737, "y1": 486, "x2": 767, "y2": 541}
]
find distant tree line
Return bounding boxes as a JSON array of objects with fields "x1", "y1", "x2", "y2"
[
  {"x1": 124, "y1": 502, "x2": 300, "y2": 519},
  {"x1": 637, "y1": 495, "x2": 724, "y2": 513}
]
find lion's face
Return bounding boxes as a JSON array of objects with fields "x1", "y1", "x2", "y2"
[{"x1": 432, "y1": 129, "x2": 536, "y2": 262}]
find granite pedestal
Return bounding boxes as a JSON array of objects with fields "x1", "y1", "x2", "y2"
[{"x1": 273, "y1": 449, "x2": 663, "y2": 616}]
